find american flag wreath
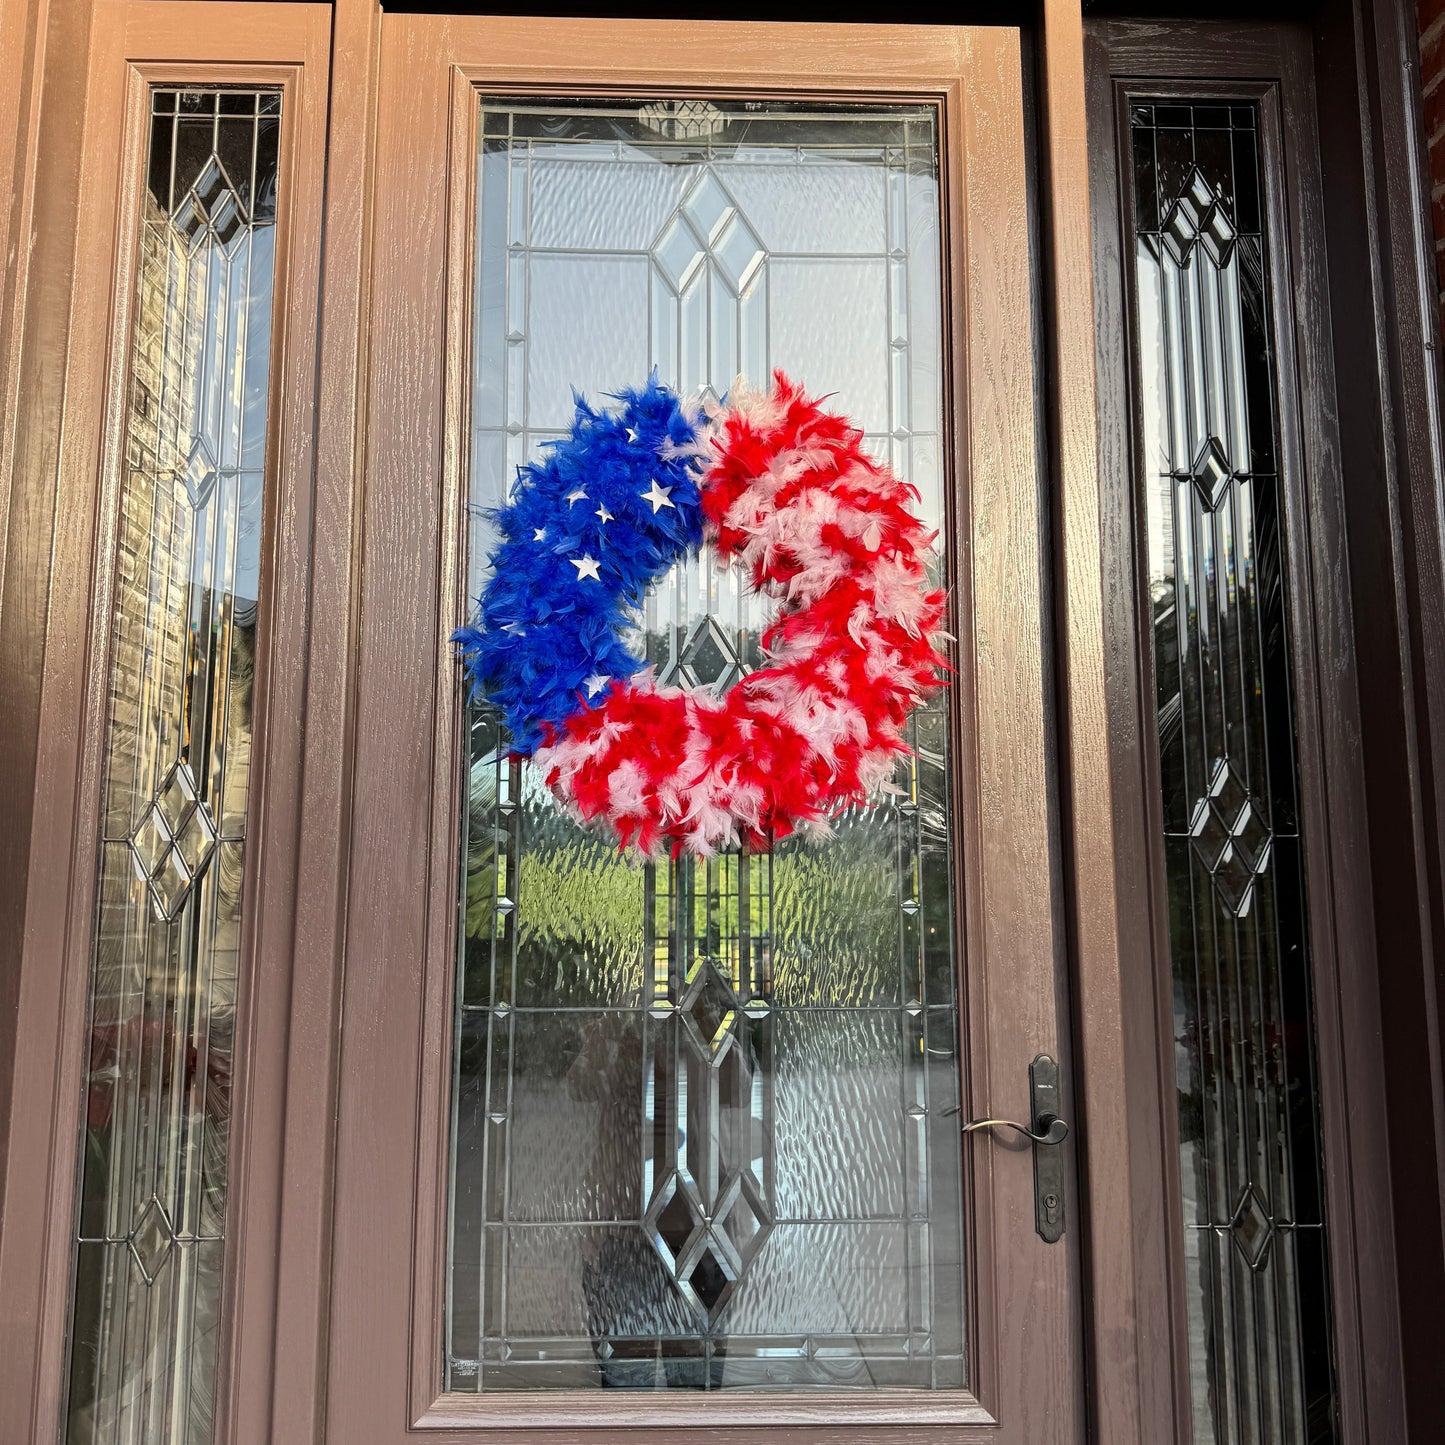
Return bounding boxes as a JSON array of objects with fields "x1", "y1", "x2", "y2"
[{"x1": 455, "y1": 371, "x2": 950, "y2": 858}]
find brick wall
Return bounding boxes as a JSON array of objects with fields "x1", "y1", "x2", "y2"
[{"x1": 1422, "y1": 0, "x2": 1445, "y2": 310}]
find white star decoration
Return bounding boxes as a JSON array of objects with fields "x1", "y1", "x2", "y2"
[
  {"x1": 641, "y1": 479, "x2": 675, "y2": 513},
  {"x1": 583, "y1": 673, "x2": 610, "y2": 698},
  {"x1": 625, "y1": 426, "x2": 640, "y2": 443},
  {"x1": 565, "y1": 488, "x2": 588, "y2": 505},
  {"x1": 571, "y1": 554, "x2": 602, "y2": 582},
  {"x1": 594, "y1": 504, "x2": 614, "y2": 525},
  {"x1": 533, "y1": 527, "x2": 547, "y2": 542}
]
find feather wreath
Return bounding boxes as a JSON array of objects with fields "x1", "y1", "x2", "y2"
[{"x1": 455, "y1": 371, "x2": 950, "y2": 858}]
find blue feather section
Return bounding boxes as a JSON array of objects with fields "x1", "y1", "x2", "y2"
[{"x1": 454, "y1": 374, "x2": 708, "y2": 754}]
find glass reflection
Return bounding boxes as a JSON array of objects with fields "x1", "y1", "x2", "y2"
[
  {"x1": 448, "y1": 97, "x2": 963, "y2": 1392},
  {"x1": 65, "y1": 88, "x2": 278, "y2": 1444},
  {"x1": 1128, "y1": 100, "x2": 1337, "y2": 1444}
]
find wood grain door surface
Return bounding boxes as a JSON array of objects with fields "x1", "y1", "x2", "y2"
[{"x1": 322, "y1": 16, "x2": 1083, "y2": 1445}]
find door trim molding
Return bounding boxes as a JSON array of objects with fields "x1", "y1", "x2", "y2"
[{"x1": 1037, "y1": 4, "x2": 1178, "y2": 1442}]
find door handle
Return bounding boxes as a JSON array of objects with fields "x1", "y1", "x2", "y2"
[
  {"x1": 959, "y1": 1115, "x2": 1068, "y2": 1146},
  {"x1": 949, "y1": 1054, "x2": 1069, "y2": 1243}
]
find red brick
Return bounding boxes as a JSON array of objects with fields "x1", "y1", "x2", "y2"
[
  {"x1": 1424, "y1": 68, "x2": 1445, "y2": 143},
  {"x1": 1420, "y1": 1, "x2": 1445, "y2": 326},
  {"x1": 1423, "y1": 3, "x2": 1445, "y2": 99},
  {"x1": 1423, "y1": 16, "x2": 1445, "y2": 77}
]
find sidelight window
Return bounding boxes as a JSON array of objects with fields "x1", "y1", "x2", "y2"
[
  {"x1": 1128, "y1": 100, "x2": 1337, "y2": 1444},
  {"x1": 65, "y1": 86, "x2": 280, "y2": 1444}
]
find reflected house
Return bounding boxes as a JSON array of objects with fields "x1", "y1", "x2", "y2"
[{"x1": 67, "y1": 91, "x2": 272, "y2": 1440}]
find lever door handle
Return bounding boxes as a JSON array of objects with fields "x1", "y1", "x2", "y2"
[
  {"x1": 958, "y1": 1114, "x2": 1068, "y2": 1146},
  {"x1": 947, "y1": 1054, "x2": 1068, "y2": 1243}
]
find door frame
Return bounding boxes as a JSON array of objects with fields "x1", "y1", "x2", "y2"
[
  {"x1": 0, "y1": 3, "x2": 1149, "y2": 1442},
  {"x1": 1086, "y1": 30, "x2": 1377, "y2": 1440},
  {"x1": 1083, "y1": 14, "x2": 1445, "y2": 1444},
  {"x1": 31, "y1": 3, "x2": 1442, "y2": 1444}
]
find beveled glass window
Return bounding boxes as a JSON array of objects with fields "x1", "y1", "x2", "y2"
[
  {"x1": 449, "y1": 96, "x2": 964, "y2": 1392},
  {"x1": 1128, "y1": 101, "x2": 1337, "y2": 1442},
  {"x1": 65, "y1": 87, "x2": 280, "y2": 1443}
]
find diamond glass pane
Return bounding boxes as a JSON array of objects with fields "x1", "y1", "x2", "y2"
[
  {"x1": 1128, "y1": 100, "x2": 1336, "y2": 1443},
  {"x1": 449, "y1": 96, "x2": 961, "y2": 1393},
  {"x1": 65, "y1": 87, "x2": 279, "y2": 1444}
]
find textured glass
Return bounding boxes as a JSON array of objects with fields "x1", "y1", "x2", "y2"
[
  {"x1": 1128, "y1": 102, "x2": 1337, "y2": 1443},
  {"x1": 449, "y1": 97, "x2": 962, "y2": 1392},
  {"x1": 65, "y1": 88, "x2": 280, "y2": 1443}
]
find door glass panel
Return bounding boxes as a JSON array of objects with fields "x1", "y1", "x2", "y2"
[
  {"x1": 1128, "y1": 101, "x2": 1337, "y2": 1442},
  {"x1": 449, "y1": 97, "x2": 962, "y2": 1392},
  {"x1": 65, "y1": 87, "x2": 280, "y2": 1443}
]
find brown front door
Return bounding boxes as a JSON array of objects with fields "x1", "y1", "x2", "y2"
[
  {"x1": 322, "y1": 16, "x2": 1082, "y2": 1444},
  {"x1": 0, "y1": 9, "x2": 1090, "y2": 1444}
]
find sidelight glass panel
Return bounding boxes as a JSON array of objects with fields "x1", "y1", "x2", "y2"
[
  {"x1": 1128, "y1": 102, "x2": 1337, "y2": 1443},
  {"x1": 65, "y1": 88, "x2": 280, "y2": 1443},
  {"x1": 449, "y1": 97, "x2": 962, "y2": 1392}
]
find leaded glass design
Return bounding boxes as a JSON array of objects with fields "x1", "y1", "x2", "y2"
[
  {"x1": 449, "y1": 98, "x2": 963, "y2": 1392},
  {"x1": 65, "y1": 88, "x2": 280, "y2": 1443},
  {"x1": 1128, "y1": 102, "x2": 1337, "y2": 1442}
]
